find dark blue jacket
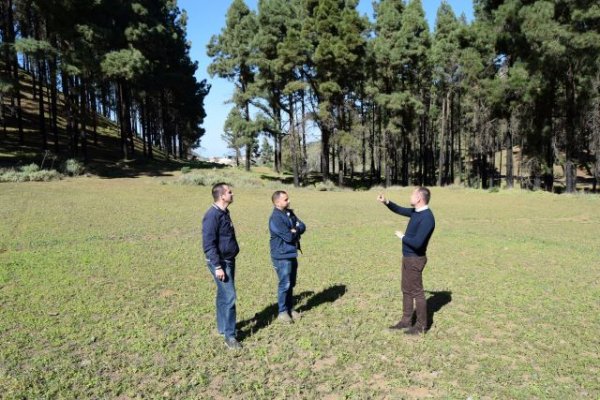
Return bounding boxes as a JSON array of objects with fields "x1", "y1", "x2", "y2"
[
  {"x1": 202, "y1": 204, "x2": 239, "y2": 266},
  {"x1": 386, "y1": 201, "x2": 435, "y2": 257},
  {"x1": 269, "y1": 208, "x2": 306, "y2": 260}
]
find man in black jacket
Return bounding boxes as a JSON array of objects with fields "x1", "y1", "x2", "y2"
[
  {"x1": 269, "y1": 191, "x2": 306, "y2": 323},
  {"x1": 202, "y1": 182, "x2": 241, "y2": 349},
  {"x1": 378, "y1": 187, "x2": 435, "y2": 335}
]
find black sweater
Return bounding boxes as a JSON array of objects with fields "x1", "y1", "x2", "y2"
[
  {"x1": 386, "y1": 201, "x2": 435, "y2": 257},
  {"x1": 202, "y1": 204, "x2": 240, "y2": 266}
]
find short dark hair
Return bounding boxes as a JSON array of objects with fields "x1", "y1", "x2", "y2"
[
  {"x1": 212, "y1": 182, "x2": 230, "y2": 201},
  {"x1": 418, "y1": 187, "x2": 431, "y2": 204},
  {"x1": 271, "y1": 190, "x2": 287, "y2": 204}
]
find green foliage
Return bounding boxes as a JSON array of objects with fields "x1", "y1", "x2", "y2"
[
  {"x1": 101, "y1": 48, "x2": 148, "y2": 81},
  {"x1": 259, "y1": 137, "x2": 274, "y2": 165},
  {"x1": 181, "y1": 166, "x2": 192, "y2": 174},
  {"x1": 0, "y1": 164, "x2": 62, "y2": 182},
  {"x1": 207, "y1": 0, "x2": 260, "y2": 171},
  {"x1": 20, "y1": 163, "x2": 40, "y2": 174},
  {"x1": 314, "y1": 180, "x2": 337, "y2": 191},
  {"x1": 61, "y1": 159, "x2": 85, "y2": 176}
]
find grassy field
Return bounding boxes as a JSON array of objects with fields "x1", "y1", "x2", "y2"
[{"x1": 1, "y1": 172, "x2": 599, "y2": 399}]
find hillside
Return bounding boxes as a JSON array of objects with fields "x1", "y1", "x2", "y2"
[{"x1": 1, "y1": 67, "x2": 190, "y2": 178}]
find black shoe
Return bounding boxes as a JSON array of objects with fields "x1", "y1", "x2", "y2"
[
  {"x1": 224, "y1": 337, "x2": 242, "y2": 349},
  {"x1": 388, "y1": 320, "x2": 412, "y2": 330},
  {"x1": 404, "y1": 325, "x2": 425, "y2": 335}
]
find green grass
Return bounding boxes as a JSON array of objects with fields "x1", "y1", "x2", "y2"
[{"x1": 1, "y1": 176, "x2": 599, "y2": 399}]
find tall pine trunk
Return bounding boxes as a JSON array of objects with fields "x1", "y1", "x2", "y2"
[
  {"x1": 80, "y1": 79, "x2": 88, "y2": 163},
  {"x1": 437, "y1": 94, "x2": 448, "y2": 186},
  {"x1": 6, "y1": 0, "x2": 24, "y2": 143},
  {"x1": 49, "y1": 52, "x2": 59, "y2": 153},
  {"x1": 289, "y1": 95, "x2": 300, "y2": 187},
  {"x1": 564, "y1": 64, "x2": 577, "y2": 193},
  {"x1": 117, "y1": 81, "x2": 129, "y2": 160},
  {"x1": 505, "y1": 118, "x2": 514, "y2": 188},
  {"x1": 37, "y1": 57, "x2": 47, "y2": 149}
]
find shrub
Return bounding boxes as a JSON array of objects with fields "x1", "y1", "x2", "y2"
[
  {"x1": 20, "y1": 163, "x2": 40, "y2": 174},
  {"x1": 0, "y1": 167, "x2": 62, "y2": 183},
  {"x1": 178, "y1": 174, "x2": 206, "y2": 186},
  {"x1": 28, "y1": 170, "x2": 62, "y2": 182},
  {"x1": 0, "y1": 169, "x2": 24, "y2": 182},
  {"x1": 314, "y1": 180, "x2": 337, "y2": 191},
  {"x1": 62, "y1": 159, "x2": 85, "y2": 176},
  {"x1": 181, "y1": 166, "x2": 192, "y2": 174},
  {"x1": 177, "y1": 170, "x2": 267, "y2": 188}
]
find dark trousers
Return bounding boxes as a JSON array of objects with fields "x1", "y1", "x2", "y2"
[{"x1": 401, "y1": 256, "x2": 427, "y2": 329}]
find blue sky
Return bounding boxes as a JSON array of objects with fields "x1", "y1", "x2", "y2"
[{"x1": 178, "y1": 0, "x2": 474, "y2": 157}]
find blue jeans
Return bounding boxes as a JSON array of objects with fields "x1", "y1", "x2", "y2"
[
  {"x1": 207, "y1": 259, "x2": 237, "y2": 339},
  {"x1": 272, "y1": 258, "x2": 298, "y2": 314}
]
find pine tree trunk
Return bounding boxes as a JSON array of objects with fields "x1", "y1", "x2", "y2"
[
  {"x1": 61, "y1": 71, "x2": 76, "y2": 157},
  {"x1": 505, "y1": 121, "x2": 514, "y2": 188},
  {"x1": 289, "y1": 96, "x2": 300, "y2": 187},
  {"x1": 457, "y1": 96, "x2": 463, "y2": 185},
  {"x1": 72, "y1": 77, "x2": 81, "y2": 157},
  {"x1": 49, "y1": 52, "x2": 59, "y2": 153},
  {"x1": 140, "y1": 98, "x2": 147, "y2": 157},
  {"x1": 90, "y1": 83, "x2": 98, "y2": 145},
  {"x1": 117, "y1": 81, "x2": 128, "y2": 160},
  {"x1": 564, "y1": 64, "x2": 577, "y2": 193},
  {"x1": 321, "y1": 122, "x2": 331, "y2": 181},
  {"x1": 6, "y1": 0, "x2": 23, "y2": 143},
  {"x1": 370, "y1": 105, "x2": 376, "y2": 182},
  {"x1": 338, "y1": 147, "x2": 343, "y2": 187},
  {"x1": 124, "y1": 87, "x2": 134, "y2": 158},
  {"x1": 37, "y1": 58, "x2": 47, "y2": 150},
  {"x1": 146, "y1": 97, "x2": 154, "y2": 159},
  {"x1": 80, "y1": 79, "x2": 88, "y2": 163},
  {"x1": 385, "y1": 130, "x2": 392, "y2": 188},
  {"x1": 437, "y1": 95, "x2": 448, "y2": 186},
  {"x1": 301, "y1": 92, "x2": 308, "y2": 184}
]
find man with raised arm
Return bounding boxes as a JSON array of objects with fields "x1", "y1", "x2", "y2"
[{"x1": 377, "y1": 187, "x2": 435, "y2": 335}]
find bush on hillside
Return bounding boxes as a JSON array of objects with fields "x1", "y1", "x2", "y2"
[
  {"x1": 62, "y1": 159, "x2": 85, "y2": 176},
  {"x1": 20, "y1": 163, "x2": 40, "y2": 174},
  {"x1": 0, "y1": 164, "x2": 62, "y2": 182}
]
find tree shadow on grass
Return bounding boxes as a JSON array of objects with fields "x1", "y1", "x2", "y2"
[
  {"x1": 237, "y1": 284, "x2": 347, "y2": 341},
  {"x1": 425, "y1": 290, "x2": 452, "y2": 331}
]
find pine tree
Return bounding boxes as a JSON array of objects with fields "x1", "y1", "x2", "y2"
[{"x1": 208, "y1": 0, "x2": 258, "y2": 171}]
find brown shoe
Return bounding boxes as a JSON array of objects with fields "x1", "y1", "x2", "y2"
[
  {"x1": 388, "y1": 320, "x2": 412, "y2": 330},
  {"x1": 404, "y1": 325, "x2": 425, "y2": 335}
]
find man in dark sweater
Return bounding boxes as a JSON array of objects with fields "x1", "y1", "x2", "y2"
[
  {"x1": 202, "y1": 182, "x2": 241, "y2": 349},
  {"x1": 378, "y1": 187, "x2": 435, "y2": 335}
]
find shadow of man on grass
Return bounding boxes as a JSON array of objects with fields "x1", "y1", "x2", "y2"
[
  {"x1": 424, "y1": 290, "x2": 452, "y2": 331},
  {"x1": 237, "y1": 284, "x2": 347, "y2": 341}
]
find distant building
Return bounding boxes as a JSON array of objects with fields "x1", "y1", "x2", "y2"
[{"x1": 208, "y1": 156, "x2": 236, "y2": 166}]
